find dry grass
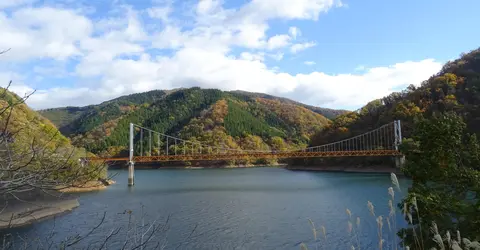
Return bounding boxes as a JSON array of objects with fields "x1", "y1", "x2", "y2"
[{"x1": 301, "y1": 173, "x2": 480, "y2": 250}]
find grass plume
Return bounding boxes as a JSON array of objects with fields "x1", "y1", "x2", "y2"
[
  {"x1": 300, "y1": 173, "x2": 478, "y2": 250},
  {"x1": 367, "y1": 201, "x2": 375, "y2": 217},
  {"x1": 391, "y1": 173, "x2": 401, "y2": 192}
]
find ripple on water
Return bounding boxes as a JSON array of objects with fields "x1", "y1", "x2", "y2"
[{"x1": 2, "y1": 168, "x2": 410, "y2": 250}]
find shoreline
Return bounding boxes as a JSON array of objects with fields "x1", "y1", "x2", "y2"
[
  {"x1": 166, "y1": 164, "x2": 286, "y2": 169},
  {"x1": 1, "y1": 180, "x2": 115, "y2": 230},
  {"x1": 116, "y1": 163, "x2": 288, "y2": 170},
  {"x1": 0, "y1": 199, "x2": 80, "y2": 230},
  {"x1": 0, "y1": 192, "x2": 80, "y2": 230},
  {"x1": 114, "y1": 164, "x2": 400, "y2": 174},
  {"x1": 286, "y1": 165, "x2": 403, "y2": 175},
  {"x1": 1, "y1": 166, "x2": 398, "y2": 230},
  {"x1": 58, "y1": 179, "x2": 116, "y2": 193}
]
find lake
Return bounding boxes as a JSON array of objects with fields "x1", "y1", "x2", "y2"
[{"x1": 4, "y1": 167, "x2": 409, "y2": 249}]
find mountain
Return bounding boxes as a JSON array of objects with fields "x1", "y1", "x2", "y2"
[
  {"x1": 1, "y1": 88, "x2": 71, "y2": 150},
  {"x1": 40, "y1": 88, "x2": 342, "y2": 158},
  {"x1": 228, "y1": 90, "x2": 349, "y2": 119},
  {"x1": 0, "y1": 88, "x2": 104, "y2": 182},
  {"x1": 309, "y1": 47, "x2": 480, "y2": 159},
  {"x1": 40, "y1": 90, "x2": 171, "y2": 136}
]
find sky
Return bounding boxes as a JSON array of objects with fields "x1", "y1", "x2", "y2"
[{"x1": 1, "y1": 0, "x2": 479, "y2": 111}]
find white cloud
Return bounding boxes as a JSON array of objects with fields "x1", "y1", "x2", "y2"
[
  {"x1": 290, "y1": 59, "x2": 442, "y2": 108},
  {"x1": 240, "y1": 0, "x2": 343, "y2": 21},
  {"x1": 0, "y1": 0, "x2": 35, "y2": 9},
  {"x1": 196, "y1": 0, "x2": 222, "y2": 16},
  {"x1": 122, "y1": 8, "x2": 148, "y2": 41},
  {"x1": 290, "y1": 41, "x2": 317, "y2": 53},
  {"x1": 151, "y1": 25, "x2": 186, "y2": 50},
  {"x1": 148, "y1": 0, "x2": 338, "y2": 52},
  {"x1": 0, "y1": 70, "x2": 35, "y2": 103},
  {"x1": 354, "y1": 65, "x2": 366, "y2": 71},
  {"x1": 0, "y1": 7, "x2": 92, "y2": 61},
  {"x1": 266, "y1": 34, "x2": 291, "y2": 50},
  {"x1": 240, "y1": 52, "x2": 265, "y2": 62},
  {"x1": 0, "y1": 0, "x2": 444, "y2": 111},
  {"x1": 269, "y1": 52, "x2": 284, "y2": 61},
  {"x1": 304, "y1": 61, "x2": 316, "y2": 65},
  {"x1": 289, "y1": 27, "x2": 301, "y2": 39},
  {"x1": 147, "y1": 6, "x2": 171, "y2": 22},
  {"x1": 19, "y1": 49, "x2": 442, "y2": 110}
]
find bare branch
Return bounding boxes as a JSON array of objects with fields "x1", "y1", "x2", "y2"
[
  {"x1": 174, "y1": 223, "x2": 198, "y2": 250},
  {"x1": 0, "y1": 48, "x2": 11, "y2": 55},
  {"x1": 65, "y1": 212, "x2": 106, "y2": 247},
  {"x1": 0, "y1": 78, "x2": 168, "y2": 249}
]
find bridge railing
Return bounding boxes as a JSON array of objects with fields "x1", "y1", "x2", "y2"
[
  {"x1": 84, "y1": 120, "x2": 402, "y2": 163},
  {"x1": 296, "y1": 120, "x2": 402, "y2": 153},
  {"x1": 84, "y1": 120, "x2": 403, "y2": 186}
]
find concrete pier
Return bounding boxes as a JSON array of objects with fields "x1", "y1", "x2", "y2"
[
  {"x1": 128, "y1": 161, "x2": 135, "y2": 186},
  {"x1": 128, "y1": 122, "x2": 135, "y2": 186},
  {"x1": 395, "y1": 156, "x2": 405, "y2": 168}
]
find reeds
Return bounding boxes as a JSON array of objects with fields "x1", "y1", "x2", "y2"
[{"x1": 301, "y1": 173, "x2": 480, "y2": 250}]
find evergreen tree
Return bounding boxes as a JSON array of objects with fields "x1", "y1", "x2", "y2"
[{"x1": 398, "y1": 112, "x2": 480, "y2": 249}]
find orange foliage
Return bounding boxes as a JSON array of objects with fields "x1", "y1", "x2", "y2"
[
  {"x1": 255, "y1": 98, "x2": 330, "y2": 136},
  {"x1": 211, "y1": 99, "x2": 228, "y2": 124}
]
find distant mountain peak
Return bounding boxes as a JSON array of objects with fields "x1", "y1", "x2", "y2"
[{"x1": 39, "y1": 88, "x2": 346, "y2": 157}]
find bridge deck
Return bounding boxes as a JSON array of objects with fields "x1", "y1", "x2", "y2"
[{"x1": 87, "y1": 150, "x2": 402, "y2": 163}]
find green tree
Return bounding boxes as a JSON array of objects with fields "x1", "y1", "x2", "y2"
[
  {"x1": 270, "y1": 136, "x2": 288, "y2": 151},
  {"x1": 398, "y1": 112, "x2": 480, "y2": 249}
]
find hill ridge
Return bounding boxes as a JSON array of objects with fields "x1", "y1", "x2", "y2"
[{"x1": 40, "y1": 88, "x2": 344, "y2": 159}]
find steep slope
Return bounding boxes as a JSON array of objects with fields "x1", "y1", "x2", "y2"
[
  {"x1": 1, "y1": 89, "x2": 71, "y2": 149},
  {"x1": 41, "y1": 88, "x2": 333, "y2": 157},
  {"x1": 0, "y1": 88, "x2": 104, "y2": 182},
  {"x1": 40, "y1": 90, "x2": 169, "y2": 136},
  {"x1": 229, "y1": 90, "x2": 348, "y2": 119},
  {"x1": 310, "y1": 47, "x2": 480, "y2": 155}
]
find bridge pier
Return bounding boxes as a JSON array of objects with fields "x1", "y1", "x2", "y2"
[
  {"x1": 395, "y1": 156, "x2": 405, "y2": 168},
  {"x1": 128, "y1": 122, "x2": 135, "y2": 186},
  {"x1": 87, "y1": 120, "x2": 405, "y2": 172},
  {"x1": 128, "y1": 161, "x2": 135, "y2": 186},
  {"x1": 393, "y1": 120, "x2": 405, "y2": 168}
]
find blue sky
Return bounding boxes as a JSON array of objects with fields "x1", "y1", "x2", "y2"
[
  {"x1": 291, "y1": 0, "x2": 480, "y2": 73},
  {"x1": 0, "y1": 0, "x2": 478, "y2": 110}
]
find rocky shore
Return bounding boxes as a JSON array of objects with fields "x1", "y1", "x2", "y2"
[
  {"x1": 0, "y1": 190, "x2": 79, "y2": 229},
  {"x1": 0, "y1": 179, "x2": 115, "y2": 229},
  {"x1": 58, "y1": 179, "x2": 116, "y2": 193}
]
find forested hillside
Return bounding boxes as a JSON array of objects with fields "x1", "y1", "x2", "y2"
[
  {"x1": 229, "y1": 90, "x2": 348, "y2": 119},
  {"x1": 0, "y1": 88, "x2": 105, "y2": 183},
  {"x1": 41, "y1": 88, "x2": 339, "y2": 161},
  {"x1": 305, "y1": 47, "x2": 480, "y2": 166},
  {"x1": 40, "y1": 90, "x2": 170, "y2": 135}
]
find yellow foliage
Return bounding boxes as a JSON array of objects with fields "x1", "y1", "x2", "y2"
[
  {"x1": 444, "y1": 73, "x2": 457, "y2": 83},
  {"x1": 270, "y1": 136, "x2": 288, "y2": 151},
  {"x1": 256, "y1": 98, "x2": 330, "y2": 137},
  {"x1": 434, "y1": 73, "x2": 458, "y2": 88},
  {"x1": 0, "y1": 88, "x2": 106, "y2": 180},
  {"x1": 240, "y1": 135, "x2": 270, "y2": 151},
  {"x1": 393, "y1": 101, "x2": 422, "y2": 118},
  {"x1": 211, "y1": 99, "x2": 228, "y2": 124},
  {"x1": 445, "y1": 94, "x2": 456, "y2": 101}
]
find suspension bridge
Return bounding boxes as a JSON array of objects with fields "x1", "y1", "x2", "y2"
[{"x1": 85, "y1": 120, "x2": 404, "y2": 186}]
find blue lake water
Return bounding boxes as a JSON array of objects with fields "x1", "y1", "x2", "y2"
[{"x1": 5, "y1": 167, "x2": 409, "y2": 249}]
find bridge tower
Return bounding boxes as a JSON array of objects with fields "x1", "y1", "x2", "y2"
[
  {"x1": 128, "y1": 123, "x2": 135, "y2": 186},
  {"x1": 394, "y1": 120, "x2": 405, "y2": 168}
]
